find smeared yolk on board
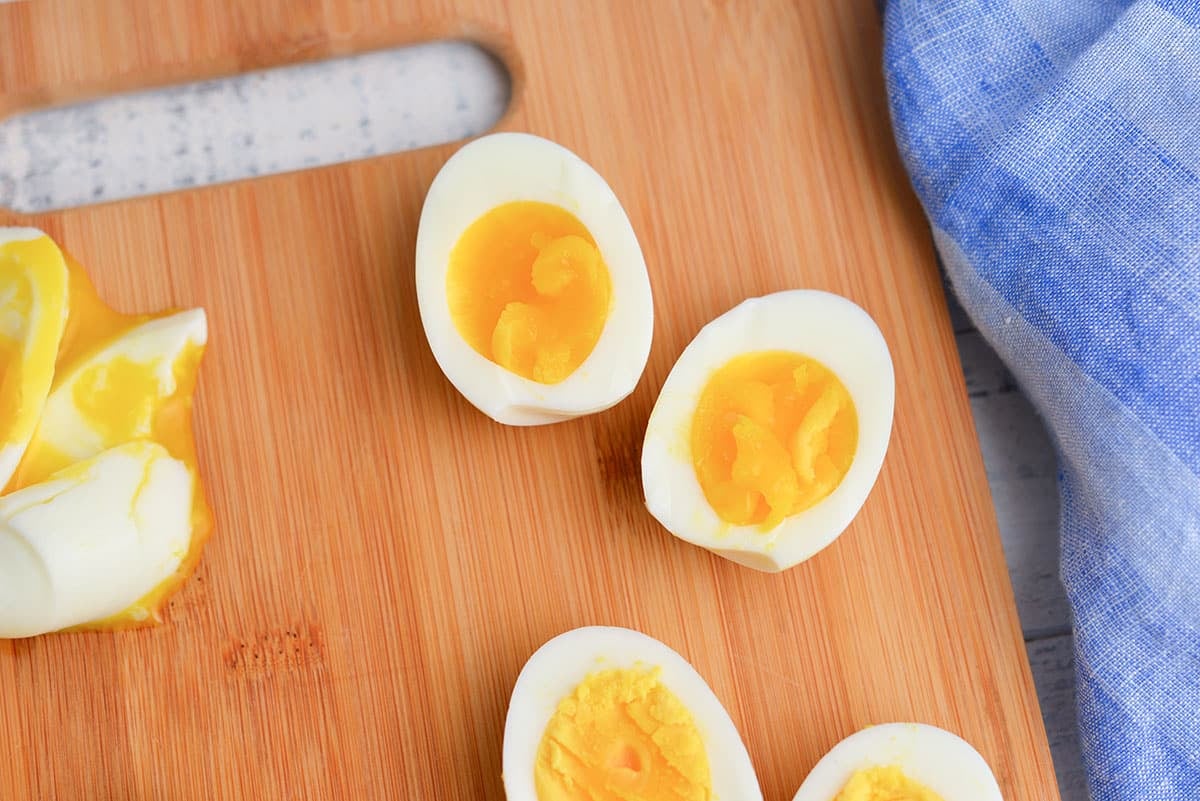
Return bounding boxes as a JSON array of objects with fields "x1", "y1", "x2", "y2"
[
  {"x1": 535, "y1": 668, "x2": 711, "y2": 801},
  {"x1": 691, "y1": 351, "x2": 857, "y2": 530},
  {"x1": 446, "y1": 201, "x2": 611, "y2": 384},
  {"x1": 834, "y1": 766, "x2": 945, "y2": 801},
  {"x1": 6, "y1": 256, "x2": 211, "y2": 629}
]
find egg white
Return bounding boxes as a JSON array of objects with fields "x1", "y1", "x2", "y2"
[
  {"x1": 641, "y1": 290, "x2": 894, "y2": 573},
  {"x1": 416, "y1": 133, "x2": 653, "y2": 425},
  {"x1": 790, "y1": 723, "x2": 1003, "y2": 801},
  {"x1": 0, "y1": 441, "x2": 193, "y2": 638},
  {"x1": 502, "y1": 625, "x2": 762, "y2": 801},
  {"x1": 0, "y1": 227, "x2": 50, "y2": 247},
  {"x1": 0, "y1": 227, "x2": 69, "y2": 489}
]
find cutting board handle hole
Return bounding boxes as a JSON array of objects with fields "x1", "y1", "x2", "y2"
[{"x1": 0, "y1": 40, "x2": 510, "y2": 213}]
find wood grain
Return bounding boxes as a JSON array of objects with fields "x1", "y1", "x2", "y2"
[{"x1": 0, "y1": 2, "x2": 1060, "y2": 799}]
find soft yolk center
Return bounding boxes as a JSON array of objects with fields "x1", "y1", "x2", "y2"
[
  {"x1": 446, "y1": 201, "x2": 612, "y2": 385},
  {"x1": 690, "y1": 351, "x2": 858, "y2": 530},
  {"x1": 834, "y1": 766, "x2": 945, "y2": 801},
  {"x1": 535, "y1": 668, "x2": 712, "y2": 801},
  {"x1": 73, "y1": 356, "x2": 164, "y2": 447}
]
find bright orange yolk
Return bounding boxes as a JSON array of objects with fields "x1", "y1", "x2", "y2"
[
  {"x1": 446, "y1": 201, "x2": 612, "y2": 384},
  {"x1": 691, "y1": 351, "x2": 858, "y2": 530},
  {"x1": 834, "y1": 766, "x2": 945, "y2": 801},
  {"x1": 535, "y1": 668, "x2": 711, "y2": 801},
  {"x1": 7, "y1": 256, "x2": 212, "y2": 630}
]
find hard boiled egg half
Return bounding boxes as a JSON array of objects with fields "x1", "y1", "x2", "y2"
[
  {"x1": 0, "y1": 228, "x2": 210, "y2": 638},
  {"x1": 503, "y1": 626, "x2": 762, "y2": 801},
  {"x1": 416, "y1": 133, "x2": 653, "y2": 425},
  {"x1": 642, "y1": 291, "x2": 894, "y2": 572},
  {"x1": 791, "y1": 723, "x2": 1002, "y2": 801}
]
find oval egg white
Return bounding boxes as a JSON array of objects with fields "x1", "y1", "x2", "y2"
[
  {"x1": 0, "y1": 227, "x2": 69, "y2": 490},
  {"x1": 791, "y1": 723, "x2": 1003, "y2": 801},
  {"x1": 502, "y1": 625, "x2": 762, "y2": 801},
  {"x1": 416, "y1": 133, "x2": 653, "y2": 425},
  {"x1": 641, "y1": 290, "x2": 894, "y2": 572}
]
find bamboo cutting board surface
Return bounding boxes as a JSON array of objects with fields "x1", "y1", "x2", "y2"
[{"x1": 0, "y1": 2, "x2": 1060, "y2": 799}]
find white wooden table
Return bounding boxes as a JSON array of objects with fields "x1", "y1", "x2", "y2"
[{"x1": 0, "y1": 40, "x2": 1088, "y2": 801}]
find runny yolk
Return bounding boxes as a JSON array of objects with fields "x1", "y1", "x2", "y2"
[
  {"x1": 690, "y1": 351, "x2": 858, "y2": 530},
  {"x1": 535, "y1": 668, "x2": 711, "y2": 801},
  {"x1": 446, "y1": 201, "x2": 612, "y2": 385},
  {"x1": 834, "y1": 766, "x2": 945, "y2": 801},
  {"x1": 6, "y1": 255, "x2": 212, "y2": 630}
]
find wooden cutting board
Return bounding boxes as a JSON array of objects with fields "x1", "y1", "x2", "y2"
[{"x1": 0, "y1": 2, "x2": 1061, "y2": 799}]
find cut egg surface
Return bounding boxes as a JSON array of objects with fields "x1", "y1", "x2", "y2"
[
  {"x1": 0, "y1": 229, "x2": 210, "y2": 637},
  {"x1": 642, "y1": 291, "x2": 894, "y2": 573},
  {"x1": 416, "y1": 133, "x2": 653, "y2": 425},
  {"x1": 503, "y1": 626, "x2": 762, "y2": 801},
  {"x1": 790, "y1": 723, "x2": 1003, "y2": 801}
]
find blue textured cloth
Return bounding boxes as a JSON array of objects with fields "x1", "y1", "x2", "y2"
[{"x1": 883, "y1": 3, "x2": 1200, "y2": 799}]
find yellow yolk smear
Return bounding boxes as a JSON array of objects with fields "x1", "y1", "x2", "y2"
[
  {"x1": 834, "y1": 766, "x2": 946, "y2": 801},
  {"x1": 7, "y1": 255, "x2": 212, "y2": 630},
  {"x1": 690, "y1": 351, "x2": 858, "y2": 530},
  {"x1": 446, "y1": 201, "x2": 612, "y2": 384},
  {"x1": 535, "y1": 668, "x2": 712, "y2": 801}
]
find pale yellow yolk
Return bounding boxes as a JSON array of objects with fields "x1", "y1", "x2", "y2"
[
  {"x1": 691, "y1": 351, "x2": 858, "y2": 530},
  {"x1": 446, "y1": 201, "x2": 612, "y2": 384},
  {"x1": 535, "y1": 668, "x2": 712, "y2": 801},
  {"x1": 834, "y1": 766, "x2": 945, "y2": 801},
  {"x1": 7, "y1": 255, "x2": 212, "y2": 630}
]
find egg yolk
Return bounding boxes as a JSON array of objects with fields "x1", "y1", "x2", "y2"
[
  {"x1": 535, "y1": 668, "x2": 712, "y2": 801},
  {"x1": 6, "y1": 255, "x2": 212, "y2": 629},
  {"x1": 446, "y1": 201, "x2": 612, "y2": 384},
  {"x1": 834, "y1": 766, "x2": 945, "y2": 801},
  {"x1": 690, "y1": 351, "x2": 857, "y2": 530}
]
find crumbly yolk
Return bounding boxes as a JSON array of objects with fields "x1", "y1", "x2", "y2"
[
  {"x1": 535, "y1": 668, "x2": 712, "y2": 801},
  {"x1": 834, "y1": 766, "x2": 945, "y2": 801},
  {"x1": 446, "y1": 201, "x2": 612, "y2": 384},
  {"x1": 7, "y1": 255, "x2": 212, "y2": 630},
  {"x1": 691, "y1": 351, "x2": 857, "y2": 530}
]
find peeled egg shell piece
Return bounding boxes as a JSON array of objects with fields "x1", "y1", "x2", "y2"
[
  {"x1": 34, "y1": 308, "x2": 208, "y2": 463},
  {"x1": 790, "y1": 722, "x2": 1003, "y2": 801},
  {"x1": 502, "y1": 626, "x2": 763, "y2": 801},
  {"x1": 0, "y1": 441, "x2": 193, "y2": 638},
  {"x1": 415, "y1": 133, "x2": 654, "y2": 425},
  {"x1": 641, "y1": 290, "x2": 895, "y2": 573}
]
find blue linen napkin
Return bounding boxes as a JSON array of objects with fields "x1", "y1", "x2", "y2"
[{"x1": 882, "y1": 2, "x2": 1200, "y2": 799}]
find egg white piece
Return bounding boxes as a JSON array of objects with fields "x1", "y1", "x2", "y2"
[
  {"x1": 641, "y1": 290, "x2": 894, "y2": 573},
  {"x1": 0, "y1": 441, "x2": 193, "y2": 638},
  {"x1": 416, "y1": 133, "x2": 653, "y2": 425},
  {"x1": 791, "y1": 723, "x2": 1003, "y2": 801},
  {"x1": 33, "y1": 308, "x2": 207, "y2": 462},
  {"x1": 0, "y1": 227, "x2": 69, "y2": 489},
  {"x1": 503, "y1": 625, "x2": 762, "y2": 801},
  {"x1": 0, "y1": 227, "x2": 50, "y2": 246}
]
